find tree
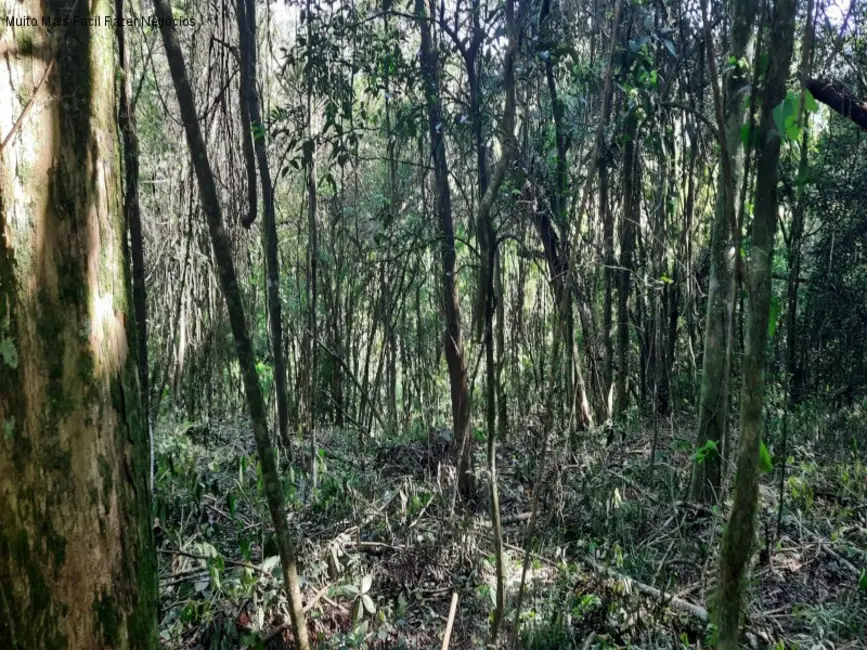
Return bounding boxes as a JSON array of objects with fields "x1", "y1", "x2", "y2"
[
  {"x1": 690, "y1": 0, "x2": 758, "y2": 503},
  {"x1": 416, "y1": 0, "x2": 474, "y2": 498},
  {"x1": 236, "y1": 0, "x2": 293, "y2": 453},
  {"x1": 713, "y1": 0, "x2": 799, "y2": 643},
  {"x1": 807, "y1": 77, "x2": 867, "y2": 130},
  {"x1": 0, "y1": 0, "x2": 157, "y2": 645},
  {"x1": 151, "y1": 0, "x2": 310, "y2": 646}
]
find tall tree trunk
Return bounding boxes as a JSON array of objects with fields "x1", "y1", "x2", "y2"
[
  {"x1": 237, "y1": 0, "x2": 292, "y2": 451},
  {"x1": 416, "y1": 0, "x2": 473, "y2": 498},
  {"x1": 690, "y1": 0, "x2": 758, "y2": 502},
  {"x1": 615, "y1": 113, "x2": 637, "y2": 417},
  {"x1": 471, "y1": 0, "x2": 519, "y2": 637},
  {"x1": 713, "y1": 0, "x2": 799, "y2": 644},
  {"x1": 539, "y1": 0, "x2": 602, "y2": 428},
  {"x1": 0, "y1": 0, "x2": 157, "y2": 645},
  {"x1": 496, "y1": 255, "x2": 508, "y2": 438},
  {"x1": 778, "y1": 0, "x2": 815, "y2": 542},
  {"x1": 601, "y1": 158, "x2": 615, "y2": 416},
  {"x1": 151, "y1": 2, "x2": 310, "y2": 647},
  {"x1": 304, "y1": 0, "x2": 319, "y2": 487},
  {"x1": 116, "y1": 0, "x2": 152, "y2": 488}
]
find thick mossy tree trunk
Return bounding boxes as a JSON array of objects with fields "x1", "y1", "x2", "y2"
[
  {"x1": 713, "y1": 0, "x2": 799, "y2": 645},
  {"x1": 416, "y1": 0, "x2": 473, "y2": 498},
  {"x1": 151, "y1": 0, "x2": 310, "y2": 647},
  {"x1": 690, "y1": 0, "x2": 758, "y2": 503},
  {"x1": 0, "y1": 1, "x2": 157, "y2": 647}
]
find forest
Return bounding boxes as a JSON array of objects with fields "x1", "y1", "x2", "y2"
[{"x1": 1, "y1": 0, "x2": 866, "y2": 647}]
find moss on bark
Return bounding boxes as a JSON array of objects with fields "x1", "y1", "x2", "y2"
[{"x1": 0, "y1": 1, "x2": 158, "y2": 647}]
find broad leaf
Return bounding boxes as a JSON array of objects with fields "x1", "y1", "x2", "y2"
[
  {"x1": 759, "y1": 441, "x2": 773, "y2": 473},
  {"x1": 768, "y1": 296, "x2": 781, "y2": 337}
]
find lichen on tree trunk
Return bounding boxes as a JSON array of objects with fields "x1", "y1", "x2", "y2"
[
  {"x1": 691, "y1": 0, "x2": 758, "y2": 503},
  {"x1": 713, "y1": 0, "x2": 799, "y2": 644},
  {"x1": 0, "y1": 1, "x2": 157, "y2": 647}
]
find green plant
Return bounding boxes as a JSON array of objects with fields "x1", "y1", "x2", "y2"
[{"x1": 336, "y1": 574, "x2": 376, "y2": 630}]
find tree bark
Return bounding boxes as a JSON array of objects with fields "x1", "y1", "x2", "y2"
[
  {"x1": 305, "y1": 0, "x2": 320, "y2": 487},
  {"x1": 237, "y1": 0, "x2": 292, "y2": 451},
  {"x1": 806, "y1": 78, "x2": 867, "y2": 131},
  {"x1": 615, "y1": 114, "x2": 637, "y2": 418},
  {"x1": 714, "y1": 0, "x2": 799, "y2": 644},
  {"x1": 151, "y1": 1, "x2": 310, "y2": 647},
  {"x1": 416, "y1": 0, "x2": 473, "y2": 498},
  {"x1": 472, "y1": 0, "x2": 519, "y2": 637},
  {"x1": 0, "y1": 1, "x2": 157, "y2": 645},
  {"x1": 690, "y1": 0, "x2": 758, "y2": 503},
  {"x1": 116, "y1": 0, "x2": 152, "y2": 488}
]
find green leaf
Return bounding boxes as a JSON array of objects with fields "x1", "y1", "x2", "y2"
[
  {"x1": 337, "y1": 584, "x2": 360, "y2": 598},
  {"x1": 0, "y1": 337, "x2": 18, "y2": 369},
  {"x1": 768, "y1": 296, "x2": 781, "y2": 337},
  {"x1": 859, "y1": 568, "x2": 867, "y2": 592},
  {"x1": 361, "y1": 594, "x2": 376, "y2": 614},
  {"x1": 694, "y1": 440, "x2": 719, "y2": 464},
  {"x1": 361, "y1": 574, "x2": 373, "y2": 594},
  {"x1": 772, "y1": 101, "x2": 789, "y2": 139},
  {"x1": 740, "y1": 123, "x2": 752, "y2": 148},
  {"x1": 804, "y1": 89, "x2": 819, "y2": 113},
  {"x1": 759, "y1": 441, "x2": 773, "y2": 473}
]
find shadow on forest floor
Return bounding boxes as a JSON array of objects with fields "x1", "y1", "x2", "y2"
[{"x1": 153, "y1": 406, "x2": 867, "y2": 649}]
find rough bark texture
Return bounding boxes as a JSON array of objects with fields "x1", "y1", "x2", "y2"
[
  {"x1": 691, "y1": 0, "x2": 758, "y2": 503},
  {"x1": 416, "y1": 0, "x2": 473, "y2": 498},
  {"x1": 714, "y1": 0, "x2": 799, "y2": 644},
  {"x1": 150, "y1": 1, "x2": 310, "y2": 647},
  {"x1": 0, "y1": 1, "x2": 158, "y2": 646}
]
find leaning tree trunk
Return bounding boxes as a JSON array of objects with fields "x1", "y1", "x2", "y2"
[
  {"x1": 151, "y1": 1, "x2": 310, "y2": 647},
  {"x1": 416, "y1": 0, "x2": 473, "y2": 498},
  {"x1": 713, "y1": 0, "x2": 799, "y2": 644},
  {"x1": 690, "y1": 0, "x2": 758, "y2": 503},
  {"x1": 0, "y1": 1, "x2": 157, "y2": 646}
]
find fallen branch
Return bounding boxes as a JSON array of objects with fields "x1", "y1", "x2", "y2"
[
  {"x1": 158, "y1": 548, "x2": 266, "y2": 574},
  {"x1": 477, "y1": 512, "x2": 532, "y2": 527},
  {"x1": 581, "y1": 555, "x2": 709, "y2": 622},
  {"x1": 262, "y1": 583, "x2": 338, "y2": 644},
  {"x1": 794, "y1": 519, "x2": 861, "y2": 577},
  {"x1": 441, "y1": 592, "x2": 459, "y2": 650}
]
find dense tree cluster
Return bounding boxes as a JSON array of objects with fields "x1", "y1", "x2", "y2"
[{"x1": 1, "y1": 0, "x2": 866, "y2": 646}]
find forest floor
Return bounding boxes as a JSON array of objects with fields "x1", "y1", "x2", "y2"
[{"x1": 154, "y1": 408, "x2": 867, "y2": 649}]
